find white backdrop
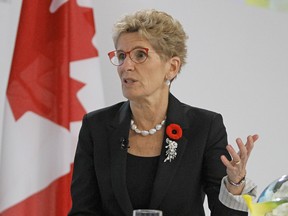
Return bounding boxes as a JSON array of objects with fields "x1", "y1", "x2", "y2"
[{"x1": 1, "y1": 0, "x2": 288, "y2": 214}]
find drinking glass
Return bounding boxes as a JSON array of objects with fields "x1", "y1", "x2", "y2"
[{"x1": 133, "y1": 209, "x2": 163, "y2": 216}]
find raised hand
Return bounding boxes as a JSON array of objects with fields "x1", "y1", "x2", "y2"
[{"x1": 221, "y1": 134, "x2": 259, "y2": 194}]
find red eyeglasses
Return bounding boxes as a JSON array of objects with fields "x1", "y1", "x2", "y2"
[{"x1": 108, "y1": 47, "x2": 149, "y2": 66}]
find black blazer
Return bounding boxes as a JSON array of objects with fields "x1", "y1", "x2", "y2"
[{"x1": 69, "y1": 94, "x2": 247, "y2": 216}]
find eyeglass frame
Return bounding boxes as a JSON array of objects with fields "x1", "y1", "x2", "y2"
[{"x1": 108, "y1": 47, "x2": 150, "y2": 66}]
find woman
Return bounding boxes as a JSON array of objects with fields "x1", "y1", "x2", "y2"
[{"x1": 69, "y1": 9, "x2": 258, "y2": 216}]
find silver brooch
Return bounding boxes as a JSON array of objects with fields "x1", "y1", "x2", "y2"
[{"x1": 164, "y1": 138, "x2": 178, "y2": 162}]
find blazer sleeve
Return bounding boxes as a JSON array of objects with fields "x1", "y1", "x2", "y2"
[
  {"x1": 203, "y1": 113, "x2": 248, "y2": 216},
  {"x1": 68, "y1": 115, "x2": 104, "y2": 216}
]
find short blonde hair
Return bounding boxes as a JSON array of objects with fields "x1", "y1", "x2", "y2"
[{"x1": 112, "y1": 9, "x2": 188, "y2": 72}]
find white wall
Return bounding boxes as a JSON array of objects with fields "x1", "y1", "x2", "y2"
[{"x1": 1, "y1": 0, "x2": 288, "y2": 213}]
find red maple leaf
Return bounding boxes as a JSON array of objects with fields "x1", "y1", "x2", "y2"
[{"x1": 6, "y1": 0, "x2": 98, "y2": 130}]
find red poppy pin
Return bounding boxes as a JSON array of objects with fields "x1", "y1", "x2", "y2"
[
  {"x1": 166, "y1": 123, "x2": 183, "y2": 140},
  {"x1": 164, "y1": 124, "x2": 183, "y2": 162}
]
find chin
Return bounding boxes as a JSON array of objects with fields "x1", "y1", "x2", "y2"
[
  {"x1": 122, "y1": 92, "x2": 143, "y2": 102},
  {"x1": 122, "y1": 91, "x2": 135, "y2": 100}
]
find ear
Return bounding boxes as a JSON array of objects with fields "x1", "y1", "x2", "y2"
[{"x1": 166, "y1": 56, "x2": 181, "y2": 80}]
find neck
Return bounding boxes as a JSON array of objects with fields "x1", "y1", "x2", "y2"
[{"x1": 130, "y1": 93, "x2": 169, "y2": 129}]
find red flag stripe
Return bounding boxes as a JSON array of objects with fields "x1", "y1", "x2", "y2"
[
  {"x1": 0, "y1": 165, "x2": 73, "y2": 216},
  {"x1": 6, "y1": 0, "x2": 97, "y2": 130}
]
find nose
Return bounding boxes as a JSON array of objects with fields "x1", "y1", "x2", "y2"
[{"x1": 120, "y1": 54, "x2": 135, "y2": 70}]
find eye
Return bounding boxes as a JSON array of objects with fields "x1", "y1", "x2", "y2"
[
  {"x1": 117, "y1": 52, "x2": 126, "y2": 61},
  {"x1": 133, "y1": 49, "x2": 148, "y2": 61}
]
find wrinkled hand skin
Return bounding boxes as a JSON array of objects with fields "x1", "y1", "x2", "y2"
[{"x1": 221, "y1": 134, "x2": 259, "y2": 195}]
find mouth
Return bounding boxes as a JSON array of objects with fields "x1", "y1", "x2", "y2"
[{"x1": 123, "y1": 78, "x2": 137, "y2": 85}]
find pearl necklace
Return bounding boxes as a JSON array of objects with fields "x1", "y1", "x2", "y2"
[{"x1": 130, "y1": 118, "x2": 166, "y2": 136}]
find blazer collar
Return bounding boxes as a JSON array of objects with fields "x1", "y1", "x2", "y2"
[
  {"x1": 107, "y1": 93, "x2": 190, "y2": 214},
  {"x1": 108, "y1": 102, "x2": 133, "y2": 216},
  {"x1": 149, "y1": 93, "x2": 189, "y2": 209}
]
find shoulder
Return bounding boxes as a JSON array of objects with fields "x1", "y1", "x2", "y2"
[
  {"x1": 168, "y1": 93, "x2": 225, "y2": 127},
  {"x1": 183, "y1": 103, "x2": 219, "y2": 116},
  {"x1": 180, "y1": 100, "x2": 223, "y2": 121},
  {"x1": 187, "y1": 105, "x2": 225, "y2": 132},
  {"x1": 169, "y1": 93, "x2": 221, "y2": 119},
  {"x1": 184, "y1": 105, "x2": 225, "y2": 132},
  {"x1": 168, "y1": 94, "x2": 226, "y2": 134}
]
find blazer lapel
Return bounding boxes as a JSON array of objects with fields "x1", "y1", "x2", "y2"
[
  {"x1": 108, "y1": 102, "x2": 133, "y2": 216},
  {"x1": 107, "y1": 94, "x2": 190, "y2": 213},
  {"x1": 149, "y1": 93, "x2": 189, "y2": 209}
]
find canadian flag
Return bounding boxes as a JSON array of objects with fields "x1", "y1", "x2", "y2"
[{"x1": 0, "y1": 0, "x2": 104, "y2": 215}]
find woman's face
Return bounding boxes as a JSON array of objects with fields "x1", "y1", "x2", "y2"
[{"x1": 116, "y1": 32, "x2": 172, "y2": 102}]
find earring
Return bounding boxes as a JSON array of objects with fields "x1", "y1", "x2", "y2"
[{"x1": 165, "y1": 80, "x2": 171, "y2": 86}]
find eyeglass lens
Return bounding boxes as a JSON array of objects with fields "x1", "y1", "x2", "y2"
[{"x1": 108, "y1": 48, "x2": 149, "y2": 66}]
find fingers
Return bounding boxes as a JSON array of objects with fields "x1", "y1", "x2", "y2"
[
  {"x1": 220, "y1": 155, "x2": 234, "y2": 169},
  {"x1": 245, "y1": 134, "x2": 259, "y2": 158},
  {"x1": 226, "y1": 144, "x2": 241, "y2": 163},
  {"x1": 220, "y1": 145, "x2": 241, "y2": 170},
  {"x1": 252, "y1": 134, "x2": 259, "y2": 142},
  {"x1": 220, "y1": 134, "x2": 258, "y2": 185},
  {"x1": 236, "y1": 138, "x2": 247, "y2": 161},
  {"x1": 220, "y1": 134, "x2": 259, "y2": 168}
]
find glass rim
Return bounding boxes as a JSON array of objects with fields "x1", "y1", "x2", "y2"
[{"x1": 107, "y1": 47, "x2": 149, "y2": 66}]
